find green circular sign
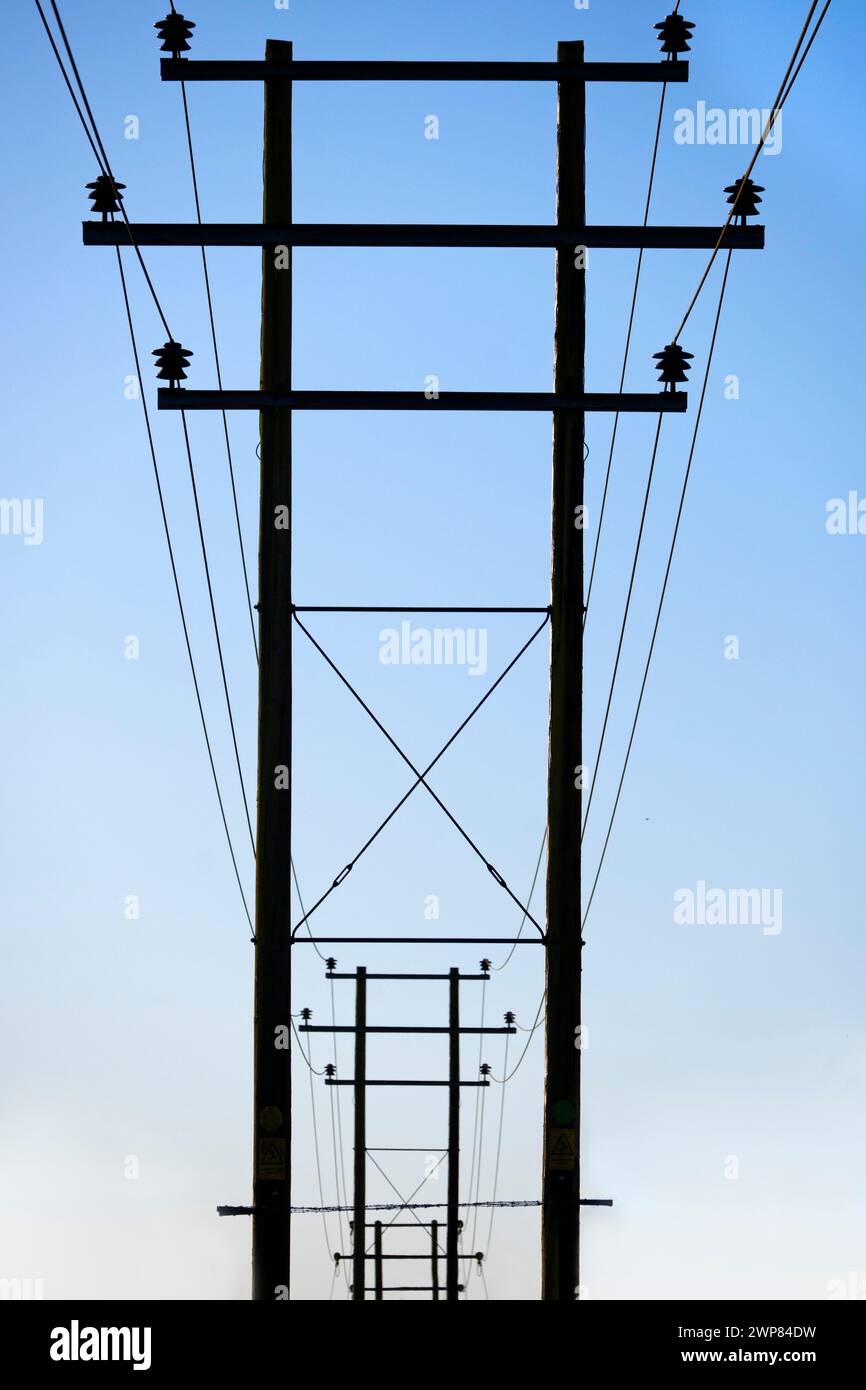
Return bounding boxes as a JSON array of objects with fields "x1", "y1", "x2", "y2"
[{"x1": 553, "y1": 1099, "x2": 576, "y2": 1125}]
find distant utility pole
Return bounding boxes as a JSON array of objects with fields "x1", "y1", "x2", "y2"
[{"x1": 252, "y1": 38, "x2": 293, "y2": 1302}]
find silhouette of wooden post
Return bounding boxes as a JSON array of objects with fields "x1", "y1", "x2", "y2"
[
  {"x1": 431, "y1": 1219, "x2": 440, "y2": 1300},
  {"x1": 352, "y1": 967, "x2": 367, "y2": 1300},
  {"x1": 542, "y1": 39, "x2": 585, "y2": 1302},
  {"x1": 373, "y1": 1220, "x2": 384, "y2": 1300},
  {"x1": 446, "y1": 967, "x2": 461, "y2": 1301},
  {"x1": 252, "y1": 38, "x2": 293, "y2": 1302}
]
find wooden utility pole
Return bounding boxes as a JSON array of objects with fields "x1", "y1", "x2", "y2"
[
  {"x1": 542, "y1": 39, "x2": 585, "y2": 1302},
  {"x1": 352, "y1": 967, "x2": 367, "y2": 1301},
  {"x1": 373, "y1": 1221, "x2": 384, "y2": 1301},
  {"x1": 252, "y1": 38, "x2": 293, "y2": 1301},
  {"x1": 446, "y1": 967, "x2": 461, "y2": 1302}
]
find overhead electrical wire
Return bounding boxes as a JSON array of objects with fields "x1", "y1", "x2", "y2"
[
  {"x1": 35, "y1": 0, "x2": 255, "y2": 933},
  {"x1": 39, "y1": 0, "x2": 173, "y2": 339},
  {"x1": 582, "y1": 252, "x2": 734, "y2": 931},
  {"x1": 175, "y1": 78, "x2": 260, "y2": 660},
  {"x1": 492, "y1": 828, "x2": 547, "y2": 971},
  {"x1": 178, "y1": 414, "x2": 257, "y2": 855},
  {"x1": 584, "y1": 45, "x2": 675, "y2": 625},
  {"x1": 584, "y1": 1, "x2": 831, "y2": 833},
  {"x1": 462, "y1": 975, "x2": 487, "y2": 1280},
  {"x1": 483, "y1": 1029, "x2": 511, "y2": 1260},
  {"x1": 673, "y1": 0, "x2": 826, "y2": 343},
  {"x1": 581, "y1": 415, "x2": 665, "y2": 843},
  {"x1": 298, "y1": 1024, "x2": 337, "y2": 1267},
  {"x1": 491, "y1": 990, "x2": 545, "y2": 1085},
  {"x1": 114, "y1": 252, "x2": 254, "y2": 935},
  {"x1": 583, "y1": 0, "x2": 832, "y2": 927}
]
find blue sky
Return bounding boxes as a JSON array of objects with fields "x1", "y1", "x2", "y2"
[{"x1": 1, "y1": 0, "x2": 864, "y2": 1301}]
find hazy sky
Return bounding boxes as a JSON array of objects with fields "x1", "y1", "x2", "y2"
[{"x1": 2, "y1": 0, "x2": 864, "y2": 1301}]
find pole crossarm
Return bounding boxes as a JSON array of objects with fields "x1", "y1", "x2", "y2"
[
  {"x1": 218, "y1": 1199, "x2": 614, "y2": 1215},
  {"x1": 327, "y1": 1079, "x2": 490, "y2": 1088},
  {"x1": 158, "y1": 389, "x2": 687, "y2": 413},
  {"x1": 294, "y1": 605, "x2": 550, "y2": 614},
  {"x1": 84, "y1": 222, "x2": 764, "y2": 250},
  {"x1": 326, "y1": 972, "x2": 491, "y2": 980},
  {"x1": 161, "y1": 58, "x2": 688, "y2": 83},
  {"x1": 292, "y1": 936, "x2": 545, "y2": 946},
  {"x1": 299, "y1": 1025, "x2": 517, "y2": 1034}
]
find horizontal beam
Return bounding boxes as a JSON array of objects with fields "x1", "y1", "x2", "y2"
[
  {"x1": 219, "y1": 1201, "x2": 611, "y2": 1216},
  {"x1": 159, "y1": 389, "x2": 687, "y2": 414},
  {"x1": 326, "y1": 1079, "x2": 490, "y2": 1087},
  {"x1": 326, "y1": 973, "x2": 490, "y2": 980},
  {"x1": 161, "y1": 58, "x2": 688, "y2": 83},
  {"x1": 294, "y1": 606, "x2": 549, "y2": 614},
  {"x1": 346, "y1": 1254, "x2": 439, "y2": 1260},
  {"x1": 301, "y1": 1025, "x2": 516, "y2": 1034},
  {"x1": 293, "y1": 937, "x2": 544, "y2": 945},
  {"x1": 83, "y1": 222, "x2": 764, "y2": 250},
  {"x1": 360, "y1": 1285, "x2": 461, "y2": 1292}
]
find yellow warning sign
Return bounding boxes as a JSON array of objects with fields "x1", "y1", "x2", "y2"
[
  {"x1": 549, "y1": 1128, "x2": 576, "y2": 1171},
  {"x1": 258, "y1": 1137, "x2": 287, "y2": 1180}
]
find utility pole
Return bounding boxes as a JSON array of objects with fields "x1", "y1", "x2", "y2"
[
  {"x1": 373, "y1": 1221, "x2": 384, "y2": 1301},
  {"x1": 447, "y1": 967, "x2": 461, "y2": 1303},
  {"x1": 542, "y1": 39, "x2": 585, "y2": 1302},
  {"x1": 252, "y1": 38, "x2": 293, "y2": 1302},
  {"x1": 353, "y1": 967, "x2": 367, "y2": 1302}
]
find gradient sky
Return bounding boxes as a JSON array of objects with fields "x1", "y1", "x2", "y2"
[{"x1": 2, "y1": 0, "x2": 864, "y2": 1301}]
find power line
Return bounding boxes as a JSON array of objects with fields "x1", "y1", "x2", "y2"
[
  {"x1": 583, "y1": 251, "x2": 734, "y2": 930},
  {"x1": 673, "y1": 0, "x2": 826, "y2": 343},
  {"x1": 582, "y1": 1, "x2": 832, "y2": 926},
  {"x1": 327, "y1": 970, "x2": 352, "y2": 1285},
  {"x1": 492, "y1": 828, "x2": 547, "y2": 971},
  {"x1": 491, "y1": 990, "x2": 545, "y2": 1084},
  {"x1": 462, "y1": 974, "x2": 487, "y2": 1277},
  {"x1": 39, "y1": 0, "x2": 173, "y2": 339},
  {"x1": 584, "y1": 75, "x2": 670, "y2": 624},
  {"x1": 249, "y1": 1196, "x2": 611, "y2": 1215},
  {"x1": 114, "y1": 251, "x2": 254, "y2": 935},
  {"x1": 289, "y1": 1017, "x2": 324, "y2": 1074},
  {"x1": 35, "y1": 1, "x2": 259, "y2": 937},
  {"x1": 778, "y1": 0, "x2": 832, "y2": 109},
  {"x1": 484, "y1": 1028, "x2": 511, "y2": 1259},
  {"x1": 585, "y1": 0, "x2": 817, "y2": 828},
  {"x1": 175, "y1": 79, "x2": 260, "y2": 660},
  {"x1": 178, "y1": 413, "x2": 257, "y2": 855},
  {"x1": 300, "y1": 1025, "x2": 337, "y2": 1264},
  {"x1": 581, "y1": 414, "x2": 665, "y2": 843}
]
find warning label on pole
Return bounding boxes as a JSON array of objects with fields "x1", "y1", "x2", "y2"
[
  {"x1": 549, "y1": 1128, "x2": 576, "y2": 1171},
  {"x1": 258, "y1": 1137, "x2": 287, "y2": 1180}
]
